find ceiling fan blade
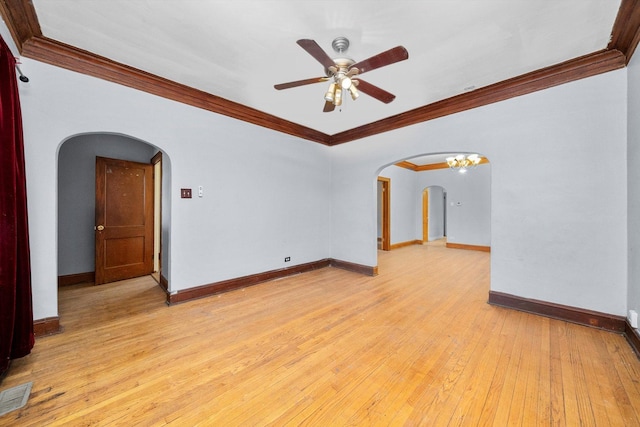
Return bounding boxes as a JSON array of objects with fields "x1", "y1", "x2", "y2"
[
  {"x1": 349, "y1": 46, "x2": 409, "y2": 74},
  {"x1": 274, "y1": 77, "x2": 329, "y2": 90},
  {"x1": 323, "y1": 101, "x2": 336, "y2": 113},
  {"x1": 354, "y1": 79, "x2": 396, "y2": 104},
  {"x1": 297, "y1": 39, "x2": 336, "y2": 70}
]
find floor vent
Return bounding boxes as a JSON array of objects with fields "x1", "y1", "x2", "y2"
[{"x1": 0, "y1": 382, "x2": 32, "y2": 416}]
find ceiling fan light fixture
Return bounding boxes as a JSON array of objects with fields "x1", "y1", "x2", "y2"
[
  {"x1": 274, "y1": 37, "x2": 409, "y2": 112},
  {"x1": 340, "y1": 76, "x2": 352, "y2": 90},
  {"x1": 334, "y1": 86, "x2": 343, "y2": 106},
  {"x1": 349, "y1": 84, "x2": 359, "y2": 100},
  {"x1": 324, "y1": 83, "x2": 337, "y2": 102}
]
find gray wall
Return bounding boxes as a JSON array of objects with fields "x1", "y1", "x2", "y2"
[
  {"x1": 628, "y1": 48, "x2": 640, "y2": 324},
  {"x1": 331, "y1": 70, "x2": 627, "y2": 316},
  {"x1": 58, "y1": 134, "x2": 158, "y2": 276},
  {"x1": 19, "y1": 55, "x2": 332, "y2": 319}
]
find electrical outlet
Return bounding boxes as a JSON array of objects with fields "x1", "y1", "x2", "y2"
[
  {"x1": 181, "y1": 188, "x2": 192, "y2": 198},
  {"x1": 284, "y1": 257, "x2": 291, "y2": 262}
]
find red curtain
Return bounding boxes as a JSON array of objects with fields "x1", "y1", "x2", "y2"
[{"x1": 0, "y1": 35, "x2": 34, "y2": 377}]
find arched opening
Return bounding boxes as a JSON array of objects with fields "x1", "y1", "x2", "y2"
[
  {"x1": 376, "y1": 152, "x2": 491, "y2": 268},
  {"x1": 57, "y1": 133, "x2": 171, "y2": 307},
  {"x1": 422, "y1": 185, "x2": 446, "y2": 244}
]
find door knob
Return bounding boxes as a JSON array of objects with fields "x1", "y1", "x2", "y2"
[{"x1": 96, "y1": 225, "x2": 105, "y2": 231}]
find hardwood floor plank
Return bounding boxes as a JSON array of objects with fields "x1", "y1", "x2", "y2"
[
  {"x1": 487, "y1": 309, "x2": 524, "y2": 425},
  {"x1": 587, "y1": 330, "x2": 639, "y2": 425},
  {"x1": 521, "y1": 314, "x2": 545, "y2": 423},
  {"x1": 443, "y1": 306, "x2": 509, "y2": 426},
  {"x1": 549, "y1": 321, "x2": 567, "y2": 424},
  {"x1": 536, "y1": 317, "x2": 552, "y2": 424},
  {"x1": 403, "y1": 300, "x2": 498, "y2": 424},
  {"x1": 474, "y1": 307, "x2": 520, "y2": 427},
  {"x1": 603, "y1": 337, "x2": 640, "y2": 423},
  {"x1": 566, "y1": 324, "x2": 598, "y2": 426},
  {"x1": 1, "y1": 244, "x2": 640, "y2": 425}
]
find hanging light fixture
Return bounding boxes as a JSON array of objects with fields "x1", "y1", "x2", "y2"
[
  {"x1": 445, "y1": 154, "x2": 483, "y2": 173},
  {"x1": 334, "y1": 85, "x2": 343, "y2": 106},
  {"x1": 322, "y1": 37, "x2": 360, "y2": 108},
  {"x1": 322, "y1": 70, "x2": 358, "y2": 107},
  {"x1": 341, "y1": 75, "x2": 352, "y2": 90},
  {"x1": 348, "y1": 84, "x2": 359, "y2": 100},
  {"x1": 274, "y1": 36, "x2": 409, "y2": 112},
  {"x1": 324, "y1": 83, "x2": 337, "y2": 103}
]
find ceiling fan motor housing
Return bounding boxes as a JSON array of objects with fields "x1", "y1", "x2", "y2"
[
  {"x1": 332, "y1": 36, "x2": 350, "y2": 54},
  {"x1": 326, "y1": 37, "x2": 356, "y2": 78}
]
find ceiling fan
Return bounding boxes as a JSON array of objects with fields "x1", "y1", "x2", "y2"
[{"x1": 274, "y1": 37, "x2": 409, "y2": 112}]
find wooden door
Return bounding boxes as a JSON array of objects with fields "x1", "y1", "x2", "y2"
[
  {"x1": 151, "y1": 151, "x2": 162, "y2": 282},
  {"x1": 422, "y1": 188, "x2": 429, "y2": 243},
  {"x1": 95, "y1": 157, "x2": 154, "y2": 285},
  {"x1": 378, "y1": 177, "x2": 390, "y2": 251}
]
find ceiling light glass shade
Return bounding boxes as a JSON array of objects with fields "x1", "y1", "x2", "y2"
[
  {"x1": 467, "y1": 153, "x2": 481, "y2": 166},
  {"x1": 446, "y1": 154, "x2": 483, "y2": 172},
  {"x1": 341, "y1": 76, "x2": 352, "y2": 90},
  {"x1": 324, "y1": 83, "x2": 337, "y2": 102},
  {"x1": 334, "y1": 86, "x2": 343, "y2": 106},
  {"x1": 349, "y1": 85, "x2": 359, "y2": 100}
]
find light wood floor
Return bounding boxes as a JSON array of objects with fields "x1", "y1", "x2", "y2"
[{"x1": 2, "y1": 243, "x2": 640, "y2": 426}]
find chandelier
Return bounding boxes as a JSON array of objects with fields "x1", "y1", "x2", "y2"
[{"x1": 445, "y1": 154, "x2": 483, "y2": 173}]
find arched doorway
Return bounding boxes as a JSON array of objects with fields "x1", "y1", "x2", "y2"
[
  {"x1": 422, "y1": 185, "x2": 446, "y2": 243},
  {"x1": 57, "y1": 133, "x2": 171, "y2": 292},
  {"x1": 375, "y1": 153, "x2": 491, "y2": 268}
]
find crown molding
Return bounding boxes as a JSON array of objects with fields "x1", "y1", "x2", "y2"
[
  {"x1": 20, "y1": 36, "x2": 332, "y2": 145},
  {"x1": 395, "y1": 161, "x2": 421, "y2": 171},
  {"x1": 396, "y1": 157, "x2": 489, "y2": 172},
  {"x1": 396, "y1": 160, "x2": 450, "y2": 171},
  {"x1": 329, "y1": 49, "x2": 625, "y2": 145},
  {"x1": 609, "y1": 0, "x2": 640, "y2": 64},
  {"x1": 0, "y1": 0, "x2": 637, "y2": 146},
  {"x1": 0, "y1": 0, "x2": 40, "y2": 51}
]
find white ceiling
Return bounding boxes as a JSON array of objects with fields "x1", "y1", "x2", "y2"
[{"x1": 32, "y1": 0, "x2": 621, "y2": 136}]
